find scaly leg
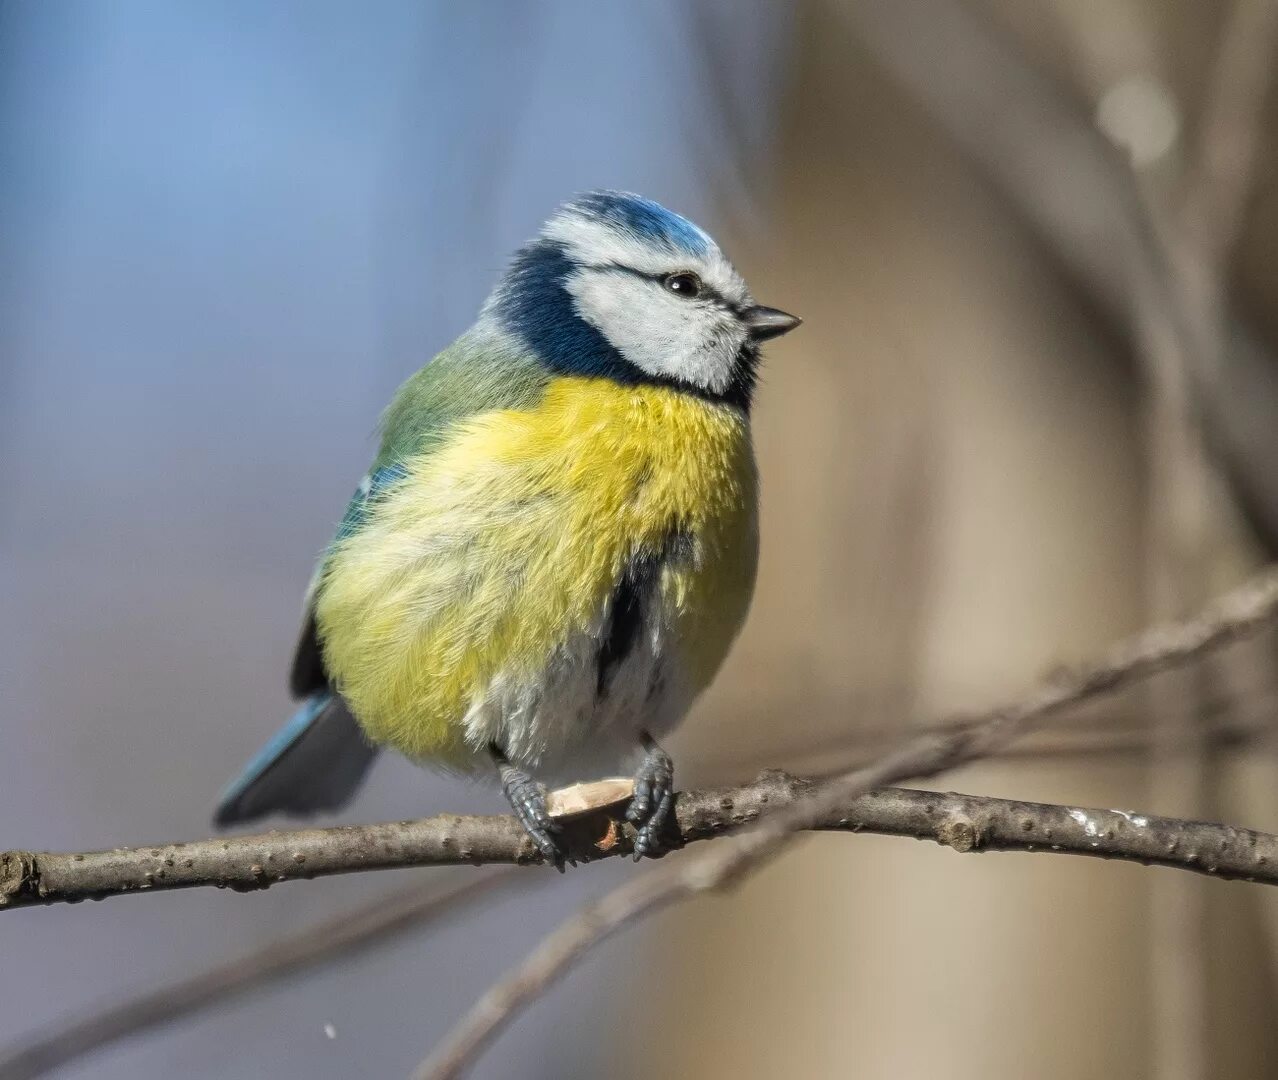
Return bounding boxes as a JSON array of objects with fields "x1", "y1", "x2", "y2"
[
  {"x1": 490, "y1": 744, "x2": 565, "y2": 870},
  {"x1": 627, "y1": 732, "x2": 674, "y2": 859}
]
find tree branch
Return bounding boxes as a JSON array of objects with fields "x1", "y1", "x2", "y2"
[
  {"x1": 8, "y1": 778, "x2": 1278, "y2": 920},
  {"x1": 414, "y1": 565, "x2": 1278, "y2": 1079},
  {"x1": 5, "y1": 567, "x2": 1278, "y2": 917},
  {"x1": 12, "y1": 780, "x2": 1276, "y2": 1080}
]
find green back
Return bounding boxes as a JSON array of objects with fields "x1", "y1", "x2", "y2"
[
  {"x1": 374, "y1": 327, "x2": 548, "y2": 471},
  {"x1": 335, "y1": 328, "x2": 548, "y2": 543}
]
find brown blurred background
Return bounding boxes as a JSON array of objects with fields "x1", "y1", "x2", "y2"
[
  {"x1": 5, "y1": 1, "x2": 1278, "y2": 1077},
  {"x1": 650, "y1": 4, "x2": 1278, "y2": 1078}
]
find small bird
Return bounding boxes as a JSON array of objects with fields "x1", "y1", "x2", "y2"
[{"x1": 214, "y1": 191, "x2": 800, "y2": 863}]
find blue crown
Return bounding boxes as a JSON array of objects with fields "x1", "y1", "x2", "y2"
[{"x1": 559, "y1": 190, "x2": 711, "y2": 258}]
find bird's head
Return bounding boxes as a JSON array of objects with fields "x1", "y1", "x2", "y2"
[{"x1": 483, "y1": 191, "x2": 800, "y2": 410}]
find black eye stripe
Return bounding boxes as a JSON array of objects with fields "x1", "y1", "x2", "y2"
[{"x1": 599, "y1": 264, "x2": 736, "y2": 309}]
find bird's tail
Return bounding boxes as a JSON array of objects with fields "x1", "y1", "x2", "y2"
[{"x1": 213, "y1": 692, "x2": 378, "y2": 827}]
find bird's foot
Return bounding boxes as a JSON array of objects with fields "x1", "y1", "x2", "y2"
[
  {"x1": 497, "y1": 761, "x2": 567, "y2": 871},
  {"x1": 626, "y1": 735, "x2": 674, "y2": 860}
]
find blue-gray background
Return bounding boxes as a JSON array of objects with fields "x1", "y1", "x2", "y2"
[
  {"x1": 0, "y1": 3, "x2": 792, "y2": 1076},
  {"x1": 13, "y1": 4, "x2": 1278, "y2": 1079}
]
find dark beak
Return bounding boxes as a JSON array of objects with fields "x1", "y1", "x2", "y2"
[{"x1": 743, "y1": 305, "x2": 802, "y2": 342}]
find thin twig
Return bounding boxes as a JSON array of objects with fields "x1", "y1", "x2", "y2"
[
  {"x1": 712, "y1": 689, "x2": 1278, "y2": 781},
  {"x1": 12, "y1": 780, "x2": 1278, "y2": 1080},
  {"x1": 5, "y1": 569, "x2": 1278, "y2": 913},
  {"x1": 0, "y1": 568, "x2": 1274, "y2": 915},
  {"x1": 11, "y1": 757, "x2": 1278, "y2": 1080},
  {"x1": 0, "y1": 870, "x2": 520, "y2": 1080},
  {"x1": 415, "y1": 567, "x2": 1278, "y2": 1079},
  {"x1": 5, "y1": 772, "x2": 1278, "y2": 913},
  {"x1": 412, "y1": 777, "x2": 1278, "y2": 1080}
]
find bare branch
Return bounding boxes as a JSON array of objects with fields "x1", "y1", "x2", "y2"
[
  {"x1": 12, "y1": 770, "x2": 1278, "y2": 1078},
  {"x1": 3, "y1": 568, "x2": 1277, "y2": 1079},
  {"x1": 0, "y1": 815, "x2": 543, "y2": 910},
  {"x1": 14, "y1": 778, "x2": 1278, "y2": 1080},
  {"x1": 412, "y1": 779, "x2": 1278, "y2": 1080},
  {"x1": 3, "y1": 568, "x2": 1278, "y2": 918},
  {"x1": 0, "y1": 870, "x2": 520, "y2": 1080},
  {"x1": 415, "y1": 567, "x2": 1278, "y2": 1079},
  {"x1": 5, "y1": 773, "x2": 1278, "y2": 915}
]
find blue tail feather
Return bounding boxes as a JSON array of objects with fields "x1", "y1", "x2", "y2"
[{"x1": 214, "y1": 692, "x2": 378, "y2": 827}]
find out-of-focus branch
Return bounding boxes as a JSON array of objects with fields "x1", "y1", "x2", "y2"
[
  {"x1": 0, "y1": 870, "x2": 520, "y2": 1080},
  {"x1": 714, "y1": 691, "x2": 1278, "y2": 781},
  {"x1": 843, "y1": 0, "x2": 1278, "y2": 553},
  {"x1": 15, "y1": 773, "x2": 1278, "y2": 1080},
  {"x1": 844, "y1": 7, "x2": 1278, "y2": 1077},
  {"x1": 1180, "y1": 0, "x2": 1278, "y2": 274},
  {"x1": 11, "y1": 719, "x2": 1276, "y2": 1080},
  {"x1": 1134, "y1": 4, "x2": 1278, "y2": 1079},
  {"x1": 413, "y1": 782, "x2": 1277, "y2": 1080},
  {"x1": 414, "y1": 567, "x2": 1278, "y2": 1079}
]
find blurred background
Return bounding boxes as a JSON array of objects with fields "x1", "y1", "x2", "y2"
[{"x1": 4, "y1": 1, "x2": 1278, "y2": 1076}]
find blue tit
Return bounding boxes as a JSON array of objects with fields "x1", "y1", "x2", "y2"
[{"x1": 214, "y1": 191, "x2": 800, "y2": 862}]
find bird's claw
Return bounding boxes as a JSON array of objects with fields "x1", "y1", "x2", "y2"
[
  {"x1": 499, "y1": 764, "x2": 567, "y2": 871},
  {"x1": 628, "y1": 739, "x2": 674, "y2": 860}
]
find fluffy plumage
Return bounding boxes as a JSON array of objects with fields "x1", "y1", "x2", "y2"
[
  {"x1": 215, "y1": 190, "x2": 797, "y2": 830},
  {"x1": 319, "y1": 374, "x2": 758, "y2": 774}
]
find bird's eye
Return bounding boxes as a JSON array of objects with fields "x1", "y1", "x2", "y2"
[{"x1": 663, "y1": 272, "x2": 703, "y2": 299}]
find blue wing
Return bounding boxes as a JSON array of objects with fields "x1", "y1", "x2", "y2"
[{"x1": 213, "y1": 692, "x2": 377, "y2": 826}]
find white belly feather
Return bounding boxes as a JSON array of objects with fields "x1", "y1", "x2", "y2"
[{"x1": 459, "y1": 579, "x2": 690, "y2": 780}]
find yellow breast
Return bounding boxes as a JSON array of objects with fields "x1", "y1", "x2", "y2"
[{"x1": 316, "y1": 376, "x2": 758, "y2": 766}]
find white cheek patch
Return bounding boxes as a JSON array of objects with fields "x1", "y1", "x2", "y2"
[{"x1": 566, "y1": 269, "x2": 748, "y2": 394}]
